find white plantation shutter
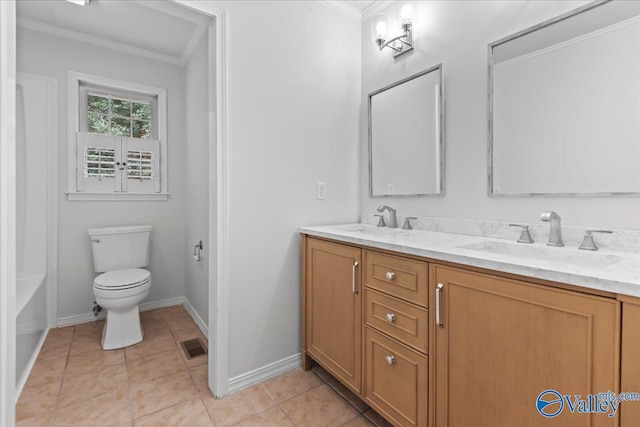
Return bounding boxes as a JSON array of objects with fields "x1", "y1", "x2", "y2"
[
  {"x1": 76, "y1": 133, "x2": 159, "y2": 193},
  {"x1": 122, "y1": 137, "x2": 160, "y2": 193},
  {"x1": 76, "y1": 133, "x2": 120, "y2": 192}
]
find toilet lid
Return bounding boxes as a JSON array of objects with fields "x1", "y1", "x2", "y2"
[{"x1": 94, "y1": 269, "x2": 151, "y2": 290}]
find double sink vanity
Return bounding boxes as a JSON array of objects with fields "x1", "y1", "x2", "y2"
[
  {"x1": 299, "y1": 216, "x2": 640, "y2": 427},
  {"x1": 300, "y1": 1, "x2": 640, "y2": 426}
]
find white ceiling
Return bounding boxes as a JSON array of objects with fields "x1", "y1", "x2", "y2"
[
  {"x1": 17, "y1": 0, "x2": 212, "y2": 66},
  {"x1": 343, "y1": 1, "x2": 377, "y2": 12}
]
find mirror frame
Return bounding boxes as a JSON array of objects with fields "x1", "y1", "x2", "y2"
[
  {"x1": 487, "y1": 0, "x2": 639, "y2": 197},
  {"x1": 368, "y1": 63, "x2": 445, "y2": 198}
]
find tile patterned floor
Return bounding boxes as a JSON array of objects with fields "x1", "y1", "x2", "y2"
[{"x1": 16, "y1": 305, "x2": 392, "y2": 427}]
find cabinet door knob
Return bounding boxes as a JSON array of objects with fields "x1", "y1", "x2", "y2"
[
  {"x1": 385, "y1": 355, "x2": 396, "y2": 365},
  {"x1": 385, "y1": 271, "x2": 396, "y2": 281},
  {"x1": 385, "y1": 313, "x2": 396, "y2": 322}
]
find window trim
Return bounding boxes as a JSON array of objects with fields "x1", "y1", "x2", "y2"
[{"x1": 67, "y1": 71, "x2": 168, "y2": 200}]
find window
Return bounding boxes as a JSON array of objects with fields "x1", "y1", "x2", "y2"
[{"x1": 67, "y1": 72, "x2": 168, "y2": 200}]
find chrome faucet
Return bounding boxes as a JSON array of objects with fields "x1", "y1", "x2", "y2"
[
  {"x1": 377, "y1": 205, "x2": 398, "y2": 228},
  {"x1": 540, "y1": 211, "x2": 564, "y2": 247},
  {"x1": 579, "y1": 230, "x2": 612, "y2": 251}
]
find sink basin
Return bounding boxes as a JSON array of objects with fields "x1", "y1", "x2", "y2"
[
  {"x1": 327, "y1": 224, "x2": 404, "y2": 237},
  {"x1": 458, "y1": 241, "x2": 622, "y2": 269}
]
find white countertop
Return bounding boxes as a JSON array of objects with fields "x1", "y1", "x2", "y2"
[{"x1": 300, "y1": 224, "x2": 640, "y2": 298}]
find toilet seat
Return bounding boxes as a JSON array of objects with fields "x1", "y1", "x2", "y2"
[{"x1": 94, "y1": 268, "x2": 151, "y2": 291}]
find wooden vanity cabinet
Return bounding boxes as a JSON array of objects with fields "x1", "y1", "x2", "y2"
[
  {"x1": 303, "y1": 237, "x2": 362, "y2": 394},
  {"x1": 621, "y1": 296, "x2": 640, "y2": 427},
  {"x1": 432, "y1": 264, "x2": 620, "y2": 427},
  {"x1": 302, "y1": 234, "x2": 627, "y2": 427},
  {"x1": 363, "y1": 251, "x2": 429, "y2": 427}
]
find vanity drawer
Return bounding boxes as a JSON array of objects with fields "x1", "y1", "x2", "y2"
[
  {"x1": 364, "y1": 251, "x2": 428, "y2": 307},
  {"x1": 365, "y1": 289, "x2": 428, "y2": 353},
  {"x1": 364, "y1": 326, "x2": 428, "y2": 427}
]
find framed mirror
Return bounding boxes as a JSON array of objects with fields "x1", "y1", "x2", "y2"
[
  {"x1": 369, "y1": 64, "x2": 444, "y2": 197},
  {"x1": 488, "y1": 0, "x2": 640, "y2": 197}
]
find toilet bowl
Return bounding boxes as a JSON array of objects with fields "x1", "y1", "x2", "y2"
[
  {"x1": 88, "y1": 225, "x2": 152, "y2": 350},
  {"x1": 93, "y1": 268, "x2": 151, "y2": 349}
]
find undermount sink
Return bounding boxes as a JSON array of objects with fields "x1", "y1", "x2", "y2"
[
  {"x1": 458, "y1": 241, "x2": 623, "y2": 269},
  {"x1": 328, "y1": 224, "x2": 403, "y2": 237}
]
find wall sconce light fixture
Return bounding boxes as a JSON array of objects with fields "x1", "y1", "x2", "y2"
[{"x1": 373, "y1": 4, "x2": 414, "y2": 58}]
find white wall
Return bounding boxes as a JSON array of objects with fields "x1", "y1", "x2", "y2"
[
  {"x1": 185, "y1": 30, "x2": 210, "y2": 326},
  {"x1": 221, "y1": 1, "x2": 361, "y2": 378},
  {"x1": 17, "y1": 28, "x2": 188, "y2": 321},
  {"x1": 360, "y1": 1, "x2": 640, "y2": 230}
]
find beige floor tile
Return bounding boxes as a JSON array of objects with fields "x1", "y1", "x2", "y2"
[
  {"x1": 171, "y1": 324, "x2": 206, "y2": 344},
  {"x1": 139, "y1": 309, "x2": 165, "y2": 322},
  {"x1": 38, "y1": 339, "x2": 71, "y2": 363},
  {"x1": 129, "y1": 370, "x2": 199, "y2": 418},
  {"x1": 280, "y1": 384, "x2": 359, "y2": 427},
  {"x1": 262, "y1": 368, "x2": 323, "y2": 403},
  {"x1": 141, "y1": 317, "x2": 170, "y2": 339},
  {"x1": 342, "y1": 415, "x2": 374, "y2": 427},
  {"x1": 58, "y1": 363, "x2": 128, "y2": 408},
  {"x1": 16, "y1": 412, "x2": 55, "y2": 427},
  {"x1": 125, "y1": 333, "x2": 176, "y2": 361},
  {"x1": 73, "y1": 320, "x2": 104, "y2": 338},
  {"x1": 201, "y1": 384, "x2": 275, "y2": 427},
  {"x1": 16, "y1": 380, "x2": 60, "y2": 422},
  {"x1": 362, "y1": 409, "x2": 393, "y2": 427},
  {"x1": 189, "y1": 364, "x2": 210, "y2": 395},
  {"x1": 133, "y1": 398, "x2": 212, "y2": 427},
  {"x1": 46, "y1": 326, "x2": 75, "y2": 341},
  {"x1": 127, "y1": 347, "x2": 186, "y2": 383},
  {"x1": 69, "y1": 331, "x2": 102, "y2": 356},
  {"x1": 233, "y1": 406, "x2": 294, "y2": 427},
  {"x1": 165, "y1": 313, "x2": 198, "y2": 332},
  {"x1": 24, "y1": 357, "x2": 67, "y2": 387},
  {"x1": 158, "y1": 305, "x2": 188, "y2": 319},
  {"x1": 325, "y1": 375, "x2": 369, "y2": 413},
  {"x1": 65, "y1": 348, "x2": 125, "y2": 379},
  {"x1": 52, "y1": 389, "x2": 131, "y2": 427}
]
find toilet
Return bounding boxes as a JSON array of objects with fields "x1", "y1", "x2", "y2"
[{"x1": 88, "y1": 225, "x2": 152, "y2": 350}]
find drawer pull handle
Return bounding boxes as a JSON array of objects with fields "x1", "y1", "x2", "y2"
[
  {"x1": 436, "y1": 283, "x2": 444, "y2": 327},
  {"x1": 385, "y1": 271, "x2": 396, "y2": 281},
  {"x1": 385, "y1": 355, "x2": 396, "y2": 365},
  {"x1": 352, "y1": 261, "x2": 359, "y2": 294},
  {"x1": 385, "y1": 313, "x2": 396, "y2": 322}
]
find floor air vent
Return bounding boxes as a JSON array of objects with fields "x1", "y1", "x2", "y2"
[{"x1": 180, "y1": 338, "x2": 207, "y2": 359}]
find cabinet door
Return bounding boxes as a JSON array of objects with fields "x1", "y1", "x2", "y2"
[
  {"x1": 305, "y1": 238, "x2": 362, "y2": 393},
  {"x1": 365, "y1": 327, "x2": 428, "y2": 427},
  {"x1": 621, "y1": 301, "x2": 640, "y2": 427},
  {"x1": 432, "y1": 265, "x2": 619, "y2": 427}
]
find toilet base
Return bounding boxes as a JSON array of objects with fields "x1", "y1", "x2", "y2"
[{"x1": 101, "y1": 305, "x2": 144, "y2": 350}]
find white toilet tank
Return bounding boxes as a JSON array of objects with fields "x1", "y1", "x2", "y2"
[{"x1": 88, "y1": 225, "x2": 152, "y2": 272}]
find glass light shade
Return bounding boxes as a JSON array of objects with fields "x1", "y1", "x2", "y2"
[
  {"x1": 400, "y1": 4, "x2": 413, "y2": 20},
  {"x1": 372, "y1": 13, "x2": 389, "y2": 41}
]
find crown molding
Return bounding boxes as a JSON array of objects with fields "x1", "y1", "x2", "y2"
[
  {"x1": 362, "y1": 0, "x2": 395, "y2": 22},
  {"x1": 318, "y1": 1, "x2": 362, "y2": 22},
  {"x1": 17, "y1": 18, "x2": 187, "y2": 66}
]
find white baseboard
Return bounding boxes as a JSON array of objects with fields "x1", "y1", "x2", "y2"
[
  {"x1": 227, "y1": 353, "x2": 302, "y2": 394},
  {"x1": 56, "y1": 297, "x2": 185, "y2": 327},
  {"x1": 183, "y1": 298, "x2": 209, "y2": 337},
  {"x1": 15, "y1": 328, "x2": 48, "y2": 402}
]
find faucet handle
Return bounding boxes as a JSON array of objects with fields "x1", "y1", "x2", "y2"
[
  {"x1": 509, "y1": 224, "x2": 534, "y2": 243},
  {"x1": 374, "y1": 214, "x2": 386, "y2": 227},
  {"x1": 579, "y1": 230, "x2": 613, "y2": 251},
  {"x1": 402, "y1": 217, "x2": 417, "y2": 230}
]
